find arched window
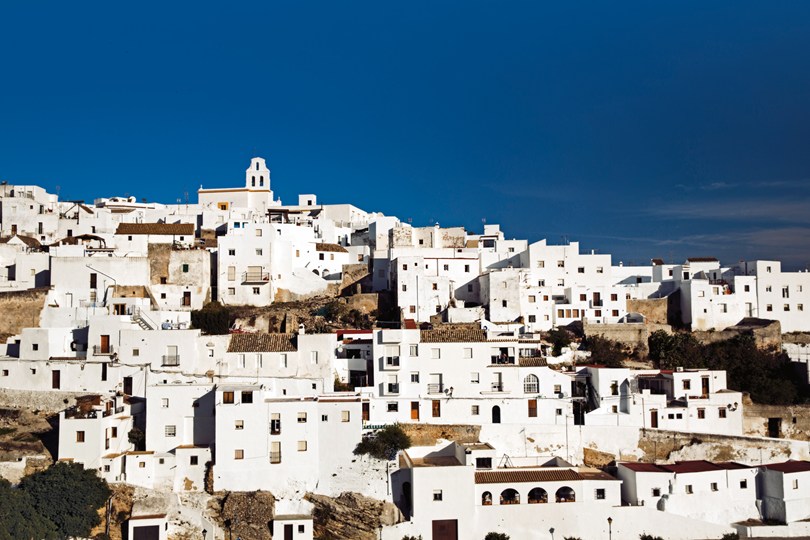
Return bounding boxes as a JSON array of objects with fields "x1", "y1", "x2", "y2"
[
  {"x1": 251, "y1": 176, "x2": 256, "y2": 187},
  {"x1": 523, "y1": 374, "x2": 539, "y2": 393},
  {"x1": 500, "y1": 488, "x2": 520, "y2": 505},
  {"x1": 482, "y1": 491, "x2": 492, "y2": 506},
  {"x1": 528, "y1": 487, "x2": 548, "y2": 504},
  {"x1": 260, "y1": 175, "x2": 264, "y2": 186},
  {"x1": 555, "y1": 486, "x2": 576, "y2": 503}
]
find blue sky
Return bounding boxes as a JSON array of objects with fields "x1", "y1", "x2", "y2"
[{"x1": 1, "y1": 2, "x2": 809, "y2": 268}]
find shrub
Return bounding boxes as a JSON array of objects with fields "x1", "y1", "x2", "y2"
[
  {"x1": 547, "y1": 328, "x2": 573, "y2": 356},
  {"x1": 721, "y1": 534, "x2": 740, "y2": 540},
  {"x1": 354, "y1": 424, "x2": 412, "y2": 460},
  {"x1": 191, "y1": 302, "x2": 231, "y2": 335},
  {"x1": 128, "y1": 427, "x2": 145, "y2": 450},
  {"x1": 640, "y1": 534, "x2": 664, "y2": 540},
  {"x1": 485, "y1": 533, "x2": 510, "y2": 540}
]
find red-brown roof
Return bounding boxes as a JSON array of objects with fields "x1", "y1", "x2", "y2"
[
  {"x1": 228, "y1": 333, "x2": 297, "y2": 353},
  {"x1": 475, "y1": 469, "x2": 582, "y2": 484},
  {"x1": 619, "y1": 462, "x2": 669, "y2": 473},
  {"x1": 115, "y1": 222, "x2": 194, "y2": 236},
  {"x1": 660, "y1": 461, "x2": 723, "y2": 474},
  {"x1": 315, "y1": 243, "x2": 348, "y2": 253},
  {"x1": 421, "y1": 326, "x2": 486, "y2": 343},
  {"x1": 762, "y1": 461, "x2": 810, "y2": 474}
]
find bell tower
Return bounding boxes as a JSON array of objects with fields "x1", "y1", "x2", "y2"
[{"x1": 245, "y1": 157, "x2": 271, "y2": 190}]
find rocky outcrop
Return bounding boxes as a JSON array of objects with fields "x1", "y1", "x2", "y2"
[
  {"x1": 305, "y1": 492, "x2": 402, "y2": 540},
  {"x1": 214, "y1": 491, "x2": 276, "y2": 540}
]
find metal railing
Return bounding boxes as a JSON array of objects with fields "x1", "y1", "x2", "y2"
[
  {"x1": 427, "y1": 383, "x2": 444, "y2": 394},
  {"x1": 490, "y1": 382, "x2": 504, "y2": 392},
  {"x1": 92, "y1": 345, "x2": 114, "y2": 355},
  {"x1": 242, "y1": 271, "x2": 270, "y2": 283},
  {"x1": 384, "y1": 356, "x2": 400, "y2": 367},
  {"x1": 490, "y1": 355, "x2": 515, "y2": 365},
  {"x1": 161, "y1": 355, "x2": 180, "y2": 366}
]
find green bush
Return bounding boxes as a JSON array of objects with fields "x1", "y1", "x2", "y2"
[
  {"x1": 484, "y1": 533, "x2": 510, "y2": 540},
  {"x1": 547, "y1": 328, "x2": 573, "y2": 356},
  {"x1": 354, "y1": 424, "x2": 412, "y2": 460},
  {"x1": 581, "y1": 335, "x2": 626, "y2": 367},
  {"x1": 18, "y1": 461, "x2": 111, "y2": 539},
  {"x1": 191, "y1": 302, "x2": 231, "y2": 335}
]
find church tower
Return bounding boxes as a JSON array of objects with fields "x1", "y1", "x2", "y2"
[{"x1": 245, "y1": 157, "x2": 271, "y2": 190}]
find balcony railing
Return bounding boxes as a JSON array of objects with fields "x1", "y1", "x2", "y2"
[
  {"x1": 427, "y1": 383, "x2": 444, "y2": 394},
  {"x1": 490, "y1": 356, "x2": 515, "y2": 365},
  {"x1": 269, "y1": 451, "x2": 281, "y2": 464},
  {"x1": 490, "y1": 382, "x2": 504, "y2": 392},
  {"x1": 242, "y1": 271, "x2": 270, "y2": 284},
  {"x1": 161, "y1": 355, "x2": 180, "y2": 366},
  {"x1": 387, "y1": 383, "x2": 400, "y2": 394},
  {"x1": 92, "y1": 345, "x2": 114, "y2": 356}
]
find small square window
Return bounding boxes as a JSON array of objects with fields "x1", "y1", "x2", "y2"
[
  {"x1": 298, "y1": 412, "x2": 307, "y2": 423},
  {"x1": 697, "y1": 408, "x2": 705, "y2": 419},
  {"x1": 223, "y1": 392, "x2": 234, "y2": 404},
  {"x1": 685, "y1": 484, "x2": 693, "y2": 494},
  {"x1": 387, "y1": 402, "x2": 398, "y2": 412},
  {"x1": 182, "y1": 264, "x2": 189, "y2": 273},
  {"x1": 161, "y1": 398, "x2": 169, "y2": 408},
  {"x1": 190, "y1": 455, "x2": 199, "y2": 465},
  {"x1": 740, "y1": 479, "x2": 747, "y2": 489},
  {"x1": 160, "y1": 293, "x2": 167, "y2": 299},
  {"x1": 235, "y1": 420, "x2": 244, "y2": 430},
  {"x1": 139, "y1": 461, "x2": 146, "y2": 468},
  {"x1": 298, "y1": 440, "x2": 308, "y2": 452},
  {"x1": 433, "y1": 490, "x2": 443, "y2": 501},
  {"x1": 234, "y1": 449, "x2": 244, "y2": 460},
  {"x1": 652, "y1": 488, "x2": 661, "y2": 496},
  {"x1": 228, "y1": 287, "x2": 236, "y2": 295},
  {"x1": 471, "y1": 372, "x2": 479, "y2": 384},
  {"x1": 595, "y1": 488, "x2": 605, "y2": 499},
  {"x1": 410, "y1": 372, "x2": 419, "y2": 383},
  {"x1": 711, "y1": 482, "x2": 718, "y2": 492},
  {"x1": 253, "y1": 287, "x2": 260, "y2": 295},
  {"x1": 341, "y1": 410, "x2": 351, "y2": 422},
  {"x1": 32, "y1": 343, "x2": 38, "y2": 351},
  {"x1": 165, "y1": 425, "x2": 176, "y2": 437},
  {"x1": 321, "y1": 414, "x2": 328, "y2": 422},
  {"x1": 298, "y1": 525, "x2": 305, "y2": 533},
  {"x1": 228, "y1": 249, "x2": 236, "y2": 256},
  {"x1": 76, "y1": 431, "x2": 85, "y2": 443},
  {"x1": 471, "y1": 405, "x2": 479, "y2": 415}
]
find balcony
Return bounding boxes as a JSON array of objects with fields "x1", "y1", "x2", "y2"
[
  {"x1": 242, "y1": 271, "x2": 270, "y2": 284},
  {"x1": 490, "y1": 382, "x2": 504, "y2": 392},
  {"x1": 490, "y1": 355, "x2": 515, "y2": 365},
  {"x1": 161, "y1": 355, "x2": 180, "y2": 366},
  {"x1": 427, "y1": 383, "x2": 444, "y2": 394},
  {"x1": 384, "y1": 356, "x2": 400, "y2": 368},
  {"x1": 269, "y1": 451, "x2": 281, "y2": 464},
  {"x1": 387, "y1": 383, "x2": 400, "y2": 394},
  {"x1": 591, "y1": 300, "x2": 603, "y2": 307},
  {"x1": 92, "y1": 345, "x2": 114, "y2": 356}
]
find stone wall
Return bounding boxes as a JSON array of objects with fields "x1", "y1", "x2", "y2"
[
  {"x1": 148, "y1": 243, "x2": 171, "y2": 285},
  {"x1": 627, "y1": 297, "x2": 669, "y2": 325},
  {"x1": 583, "y1": 321, "x2": 672, "y2": 354},
  {"x1": 339, "y1": 263, "x2": 370, "y2": 295},
  {"x1": 0, "y1": 288, "x2": 48, "y2": 340},
  {"x1": 0, "y1": 388, "x2": 94, "y2": 413},
  {"x1": 693, "y1": 319, "x2": 782, "y2": 349},
  {"x1": 743, "y1": 398, "x2": 810, "y2": 441},
  {"x1": 400, "y1": 423, "x2": 481, "y2": 446}
]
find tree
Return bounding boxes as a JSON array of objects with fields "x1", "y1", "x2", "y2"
[
  {"x1": 19, "y1": 461, "x2": 111, "y2": 539},
  {"x1": 191, "y1": 302, "x2": 231, "y2": 335},
  {"x1": 547, "y1": 328, "x2": 573, "y2": 356},
  {"x1": 484, "y1": 533, "x2": 510, "y2": 540},
  {"x1": 128, "y1": 426, "x2": 145, "y2": 450},
  {"x1": 0, "y1": 478, "x2": 59, "y2": 540},
  {"x1": 640, "y1": 534, "x2": 664, "y2": 540},
  {"x1": 354, "y1": 424, "x2": 412, "y2": 460},
  {"x1": 582, "y1": 335, "x2": 626, "y2": 367}
]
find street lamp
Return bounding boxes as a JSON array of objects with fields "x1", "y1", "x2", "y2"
[
  {"x1": 378, "y1": 523, "x2": 383, "y2": 539},
  {"x1": 202, "y1": 529, "x2": 207, "y2": 540},
  {"x1": 549, "y1": 527, "x2": 555, "y2": 540},
  {"x1": 607, "y1": 517, "x2": 613, "y2": 540}
]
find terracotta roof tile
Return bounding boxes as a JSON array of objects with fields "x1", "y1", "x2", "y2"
[
  {"x1": 228, "y1": 333, "x2": 297, "y2": 353},
  {"x1": 619, "y1": 462, "x2": 669, "y2": 473},
  {"x1": 421, "y1": 327, "x2": 486, "y2": 343},
  {"x1": 115, "y1": 222, "x2": 194, "y2": 235},
  {"x1": 475, "y1": 468, "x2": 581, "y2": 484},
  {"x1": 315, "y1": 243, "x2": 348, "y2": 253},
  {"x1": 686, "y1": 257, "x2": 719, "y2": 263},
  {"x1": 518, "y1": 357, "x2": 548, "y2": 367}
]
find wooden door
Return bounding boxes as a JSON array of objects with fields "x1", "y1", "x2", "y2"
[
  {"x1": 701, "y1": 377, "x2": 710, "y2": 396},
  {"x1": 100, "y1": 335, "x2": 110, "y2": 354},
  {"x1": 362, "y1": 402, "x2": 370, "y2": 422},
  {"x1": 650, "y1": 409, "x2": 658, "y2": 429},
  {"x1": 182, "y1": 291, "x2": 191, "y2": 306},
  {"x1": 51, "y1": 370, "x2": 60, "y2": 389},
  {"x1": 411, "y1": 401, "x2": 419, "y2": 420},
  {"x1": 123, "y1": 376, "x2": 133, "y2": 396},
  {"x1": 432, "y1": 400, "x2": 441, "y2": 418},
  {"x1": 284, "y1": 524, "x2": 293, "y2": 540},
  {"x1": 133, "y1": 525, "x2": 160, "y2": 540},
  {"x1": 432, "y1": 519, "x2": 458, "y2": 540},
  {"x1": 492, "y1": 405, "x2": 501, "y2": 424}
]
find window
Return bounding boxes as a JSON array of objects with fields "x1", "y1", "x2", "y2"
[
  {"x1": 766, "y1": 285, "x2": 772, "y2": 292},
  {"x1": 744, "y1": 285, "x2": 750, "y2": 292},
  {"x1": 235, "y1": 420, "x2": 244, "y2": 430},
  {"x1": 387, "y1": 402, "x2": 398, "y2": 412},
  {"x1": 471, "y1": 372, "x2": 479, "y2": 384},
  {"x1": 228, "y1": 287, "x2": 235, "y2": 295},
  {"x1": 539, "y1": 280, "x2": 545, "y2": 287},
  {"x1": 32, "y1": 343, "x2": 38, "y2": 351},
  {"x1": 719, "y1": 408, "x2": 727, "y2": 418},
  {"x1": 311, "y1": 351, "x2": 319, "y2": 364},
  {"x1": 697, "y1": 408, "x2": 705, "y2": 419},
  {"x1": 740, "y1": 479, "x2": 747, "y2": 489},
  {"x1": 443, "y1": 264, "x2": 449, "y2": 271},
  {"x1": 182, "y1": 263, "x2": 189, "y2": 273},
  {"x1": 228, "y1": 249, "x2": 236, "y2": 256},
  {"x1": 579, "y1": 294, "x2": 587, "y2": 301},
  {"x1": 595, "y1": 488, "x2": 605, "y2": 500},
  {"x1": 297, "y1": 412, "x2": 307, "y2": 423},
  {"x1": 537, "y1": 260, "x2": 545, "y2": 268},
  {"x1": 341, "y1": 410, "x2": 350, "y2": 422},
  {"x1": 784, "y1": 304, "x2": 790, "y2": 311},
  {"x1": 191, "y1": 455, "x2": 199, "y2": 465},
  {"x1": 401, "y1": 284, "x2": 407, "y2": 292},
  {"x1": 711, "y1": 482, "x2": 718, "y2": 492},
  {"x1": 471, "y1": 405, "x2": 479, "y2": 415},
  {"x1": 556, "y1": 409, "x2": 562, "y2": 416},
  {"x1": 104, "y1": 465, "x2": 110, "y2": 472},
  {"x1": 252, "y1": 287, "x2": 260, "y2": 295},
  {"x1": 557, "y1": 260, "x2": 564, "y2": 267},
  {"x1": 501, "y1": 300, "x2": 507, "y2": 307},
  {"x1": 435, "y1": 304, "x2": 441, "y2": 313},
  {"x1": 528, "y1": 399, "x2": 537, "y2": 418},
  {"x1": 793, "y1": 479, "x2": 799, "y2": 489},
  {"x1": 683, "y1": 380, "x2": 691, "y2": 390},
  {"x1": 234, "y1": 449, "x2": 244, "y2": 460},
  {"x1": 766, "y1": 304, "x2": 773, "y2": 312},
  {"x1": 799, "y1": 304, "x2": 804, "y2": 312},
  {"x1": 298, "y1": 440, "x2": 308, "y2": 452},
  {"x1": 76, "y1": 431, "x2": 85, "y2": 443},
  {"x1": 528, "y1": 315, "x2": 536, "y2": 322},
  {"x1": 596, "y1": 266, "x2": 604, "y2": 274},
  {"x1": 111, "y1": 427, "x2": 118, "y2": 438},
  {"x1": 411, "y1": 372, "x2": 420, "y2": 383},
  {"x1": 557, "y1": 279, "x2": 564, "y2": 287},
  {"x1": 256, "y1": 249, "x2": 263, "y2": 256},
  {"x1": 270, "y1": 413, "x2": 281, "y2": 434},
  {"x1": 433, "y1": 490, "x2": 443, "y2": 501},
  {"x1": 464, "y1": 264, "x2": 470, "y2": 272},
  {"x1": 241, "y1": 391, "x2": 253, "y2": 404},
  {"x1": 685, "y1": 485, "x2": 693, "y2": 494},
  {"x1": 139, "y1": 461, "x2": 146, "y2": 468},
  {"x1": 578, "y1": 267, "x2": 585, "y2": 274},
  {"x1": 528, "y1": 295, "x2": 536, "y2": 303},
  {"x1": 223, "y1": 392, "x2": 234, "y2": 404},
  {"x1": 652, "y1": 488, "x2": 661, "y2": 497},
  {"x1": 161, "y1": 398, "x2": 169, "y2": 408},
  {"x1": 431, "y1": 348, "x2": 440, "y2": 359},
  {"x1": 165, "y1": 425, "x2": 176, "y2": 437},
  {"x1": 523, "y1": 374, "x2": 539, "y2": 393},
  {"x1": 463, "y1": 347, "x2": 473, "y2": 359},
  {"x1": 783, "y1": 286, "x2": 790, "y2": 298},
  {"x1": 432, "y1": 283, "x2": 438, "y2": 290},
  {"x1": 610, "y1": 293, "x2": 618, "y2": 301}
]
